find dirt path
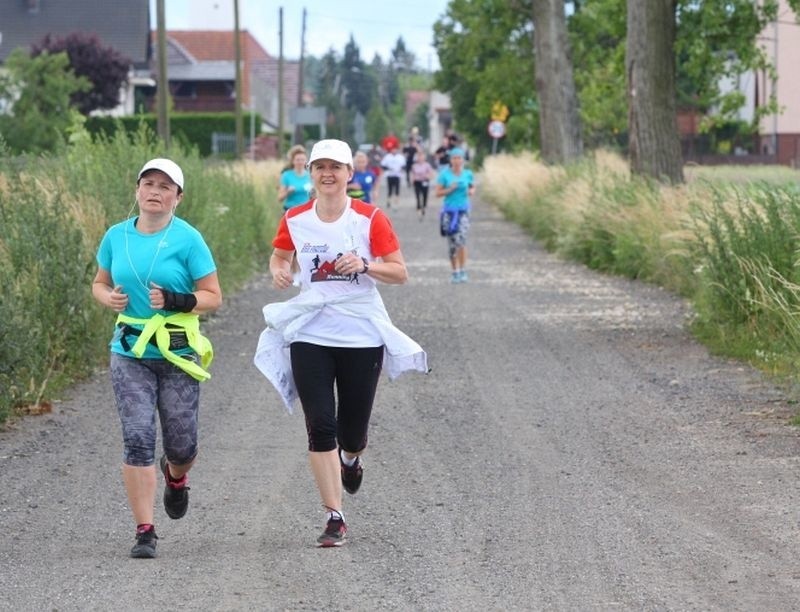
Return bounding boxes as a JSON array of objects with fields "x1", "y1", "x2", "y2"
[{"x1": 2, "y1": 184, "x2": 799, "y2": 611}]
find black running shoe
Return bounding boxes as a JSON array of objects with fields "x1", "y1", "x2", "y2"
[
  {"x1": 340, "y1": 456, "x2": 363, "y2": 495},
  {"x1": 160, "y1": 454, "x2": 190, "y2": 519},
  {"x1": 317, "y1": 517, "x2": 347, "y2": 547},
  {"x1": 130, "y1": 525, "x2": 158, "y2": 558}
]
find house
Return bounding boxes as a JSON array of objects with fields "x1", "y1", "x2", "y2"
[
  {"x1": 755, "y1": 0, "x2": 800, "y2": 167},
  {"x1": 427, "y1": 90, "x2": 452, "y2": 154},
  {"x1": 0, "y1": 0, "x2": 152, "y2": 115},
  {"x1": 0, "y1": 2, "x2": 302, "y2": 140},
  {"x1": 684, "y1": 0, "x2": 800, "y2": 167},
  {"x1": 151, "y1": 30, "x2": 302, "y2": 135},
  {"x1": 405, "y1": 90, "x2": 429, "y2": 121}
]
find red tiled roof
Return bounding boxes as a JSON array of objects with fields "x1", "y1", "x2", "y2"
[
  {"x1": 405, "y1": 90, "x2": 430, "y2": 116},
  {"x1": 163, "y1": 30, "x2": 271, "y2": 63}
]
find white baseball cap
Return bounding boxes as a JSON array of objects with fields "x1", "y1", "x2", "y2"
[
  {"x1": 307, "y1": 139, "x2": 353, "y2": 167},
  {"x1": 137, "y1": 158, "x2": 185, "y2": 190}
]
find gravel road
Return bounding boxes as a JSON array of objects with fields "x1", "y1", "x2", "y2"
[{"x1": 2, "y1": 186, "x2": 800, "y2": 611}]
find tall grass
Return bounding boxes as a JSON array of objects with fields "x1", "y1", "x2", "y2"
[
  {"x1": 481, "y1": 151, "x2": 698, "y2": 294},
  {"x1": 690, "y1": 186, "x2": 800, "y2": 370},
  {"x1": 481, "y1": 151, "x2": 800, "y2": 384},
  {"x1": 0, "y1": 126, "x2": 283, "y2": 423}
]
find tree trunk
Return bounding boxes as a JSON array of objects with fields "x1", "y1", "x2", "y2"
[
  {"x1": 532, "y1": 0, "x2": 583, "y2": 164},
  {"x1": 626, "y1": 0, "x2": 684, "y2": 183}
]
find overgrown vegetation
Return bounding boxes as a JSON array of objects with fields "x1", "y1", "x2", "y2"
[
  {"x1": 481, "y1": 152, "x2": 800, "y2": 395},
  {"x1": 0, "y1": 126, "x2": 282, "y2": 424}
]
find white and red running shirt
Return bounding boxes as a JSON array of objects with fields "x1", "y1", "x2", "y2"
[{"x1": 272, "y1": 198, "x2": 401, "y2": 347}]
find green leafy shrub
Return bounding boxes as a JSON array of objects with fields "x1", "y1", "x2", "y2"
[{"x1": 85, "y1": 112, "x2": 262, "y2": 158}]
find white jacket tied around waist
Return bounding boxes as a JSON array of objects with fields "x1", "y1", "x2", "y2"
[{"x1": 254, "y1": 287, "x2": 429, "y2": 412}]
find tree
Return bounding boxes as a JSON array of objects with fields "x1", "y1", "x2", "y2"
[
  {"x1": 375, "y1": 54, "x2": 401, "y2": 110},
  {"x1": 31, "y1": 32, "x2": 131, "y2": 115},
  {"x1": 568, "y1": 0, "x2": 627, "y2": 149},
  {"x1": 312, "y1": 50, "x2": 345, "y2": 139},
  {"x1": 0, "y1": 49, "x2": 90, "y2": 154},
  {"x1": 410, "y1": 101, "x2": 430, "y2": 140},
  {"x1": 433, "y1": 0, "x2": 799, "y2": 166},
  {"x1": 390, "y1": 38, "x2": 417, "y2": 73},
  {"x1": 626, "y1": 0, "x2": 684, "y2": 182},
  {"x1": 366, "y1": 103, "x2": 390, "y2": 144},
  {"x1": 531, "y1": 0, "x2": 583, "y2": 163},
  {"x1": 433, "y1": 0, "x2": 537, "y2": 152},
  {"x1": 342, "y1": 37, "x2": 374, "y2": 116},
  {"x1": 675, "y1": 1, "x2": 778, "y2": 126},
  {"x1": 573, "y1": 0, "x2": 800, "y2": 161},
  {"x1": 368, "y1": 53, "x2": 405, "y2": 135}
]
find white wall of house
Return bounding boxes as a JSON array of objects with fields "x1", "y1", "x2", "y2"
[
  {"x1": 427, "y1": 90, "x2": 451, "y2": 154},
  {"x1": 717, "y1": 66, "x2": 756, "y2": 124},
  {"x1": 91, "y1": 73, "x2": 156, "y2": 118},
  {"x1": 0, "y1": 65, "x2": 10, "y2": 114}
]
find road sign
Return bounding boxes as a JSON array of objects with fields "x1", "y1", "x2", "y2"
[
  {"x1": 491, "y1": 101, "x2": 510, "y2": 122},
  {"x1": 488, "y1": 120, "x2": 506, "y2": 139}
]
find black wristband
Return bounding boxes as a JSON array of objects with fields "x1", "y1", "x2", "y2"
[
  {"x1": 361, "y1": 257, "x2": 369, "y2": 274},
  {"x1": 161, "y1": 289, "x2": 197, "y2": 313}
]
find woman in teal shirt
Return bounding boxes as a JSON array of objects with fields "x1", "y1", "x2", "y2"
[
  {"x1": 278, "y1": 145, "x2": 313, "y2": 210},
  {"x1": 435, "y1": 147, "x2": 475, "y2": 283},
  {"x1": 92, "y1": 158, "x2": 222, "y2": 559}
]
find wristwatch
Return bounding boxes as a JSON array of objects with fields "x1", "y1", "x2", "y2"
[{"x1": 361, "y1": 257, "x2": 370, "y2": 274}]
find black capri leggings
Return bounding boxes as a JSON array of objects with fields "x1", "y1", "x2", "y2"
[
  {"x1": 413, "y1": 180, "x2": 429, "y2": 209},
  {"x1": 290, "y1": 342, "x2": 384, "y2": 453},
  {"x1": 387, "y1": 176, "x2": 401, "y2": 196}
]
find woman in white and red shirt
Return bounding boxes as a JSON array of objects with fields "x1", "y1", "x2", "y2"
[{"x1": 258, "y1": 139, "x2": 427, "y2": 548}]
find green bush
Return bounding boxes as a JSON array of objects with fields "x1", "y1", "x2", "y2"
[
  {"x1": 0, "y1": 49, "x2": 91, "y2": 155},
  {"x1": 85, "y1": 112, "x2": 262, "y2": 157}
]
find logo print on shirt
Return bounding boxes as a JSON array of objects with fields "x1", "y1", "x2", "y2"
[
  {"x1": 300, "y1": 242, "x2": 330, "y2": 254},
  {"x1": 310, "y1": 253, "x2": 359, "y2": 284}
]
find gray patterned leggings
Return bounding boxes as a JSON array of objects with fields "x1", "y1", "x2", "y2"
[
  {"x1": 446, "y1": 212, "x2": 470, "y2": 259},
  {"x1": 110, "y1": 353, "x2": 200, "y2": 467}
]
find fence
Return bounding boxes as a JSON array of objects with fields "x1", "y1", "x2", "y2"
[{"x1": 211, "y1": 132, "x2": 252, "y2": 157}]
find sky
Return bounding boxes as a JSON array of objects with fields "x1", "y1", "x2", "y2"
[{"x1": 149, "y1": 0, "x2": 450, "y2": 70}]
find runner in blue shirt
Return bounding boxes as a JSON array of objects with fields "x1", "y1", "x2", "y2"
[
  {"x1": 435, "y1": 147, "x2": 475, "y2": 283},
  {"x1": 349, "y1": 151, "x2": 379, "y2": 203},
  {"x1": 92, "y1": 158, "x2": 222, "y2": 559},
  {"x1": 278, "y1": 145, "x2": 313, "y2": 210}
]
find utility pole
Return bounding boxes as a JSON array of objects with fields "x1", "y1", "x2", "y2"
[
  {"x1": 233, "y1": 0, "x2": 243, "y2": 158},
  {"x1": 293, "y1": 7, "x2": 307, "y2": 145},
  {"x1": 156, "y1": 0, "x2": 170, "y2": 148},
  {"x1": 772, "y1": 17, "x2": 778, "y2": 156},
  {"x1": 278, "y1": 7, "x2": 285, "y2": 158}
]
